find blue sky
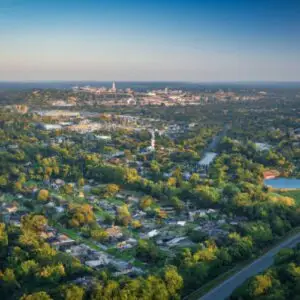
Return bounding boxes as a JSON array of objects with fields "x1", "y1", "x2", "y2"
[{"x1": 1, "y1": 0, "x2": 300, "y2": 81}]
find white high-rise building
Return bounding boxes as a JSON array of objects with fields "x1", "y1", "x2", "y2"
[{"x1": 112, "y1": 81, "x2": 116, "y2": 92}]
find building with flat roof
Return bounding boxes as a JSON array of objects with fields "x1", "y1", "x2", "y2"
[{"x1": 198, "y1": 152, "x2": 217, "y2": 167}]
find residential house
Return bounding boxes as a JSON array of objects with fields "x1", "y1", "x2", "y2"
[{"x1": 105, "y1": 225, "x2": 123, "y2": 240}]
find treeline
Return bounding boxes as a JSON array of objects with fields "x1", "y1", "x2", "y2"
[{"x1": 230, "y1": 244, "x2": 300, "y2": 300}]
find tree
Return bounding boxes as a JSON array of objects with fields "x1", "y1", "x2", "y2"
[
  {"x1": 170, "y1": 196, "x2": 184, "y2": 212},
  {"x1": 167, "y1": 177, "x2": 177, "y2": 187},
  {"x1": 163, "y1": 265, "x2": 183, "y2": 297},
  {"x1": 145, "y1": 275, "x2": 169, "y2": 300},
  {"x1": 131, "y1": 220, "x2": 142, "y2": 229},
  {"x1": 0, "y1": 268, "x2": 19, "y2": 295},
  {"x1": 90, "y1": 229, "x2": 108, "y2": 242},
  {"x1": 0, "y1": 223, "x2": 8, "y2": 256},
  {"x1": 77, "y1": 178, "x2": 85, "y2": 187},
  {"x1": 116, "y1": 204, "x2": 131, "y2": 226},
  {"x1": 102, "y1": 280, "x2": 120, "y2": 299},
  {"x1": 240, "y1": 221, "x2": 273, "y2": 246},
  {"x1": 275, "y1": 248, "x2": 294, "y2": 265},
  {"x1": 21, "y1": 214, "x2": 47, "y2": 234},
  {"x1": 249, "y1": 274, "x2": 272, "y2": 297},
  {"x1": 14, "y1": 181, "x2": 23, "y2": 192},
  {"x1": 228, "y1": 232, "x2": 253, "y2": 260},
  {"x1": 189, "y1": 173, "x2": 200, "y2": 186},
  {"x1": 195, "y1": 185, "x2": 221, "y2": 206},
  {"x1": 19, "y1": 260, "x2": 39, "y2": 277},
  {"x1": 63, "y1": 184, "x2": 73, "y2": 195},
  {"x1": 105, "y1": 184, "x2": 120, "y2": 197},
  {"x1": 37, "y1": 263, "x2": 65, "y2": 283},
  {"x1": 68, "y1": 204, "x2": 95, "y2": 228},
  {"x1": 60, "y1": 284, "x2": 85, "y2": 300},
  {"x1": 37, "y1": 189, "x2": 49, "y2": 202},
  {"x1": 139, "y1": 196, "x2": 153, "y2": 210},
  {"x1": 136, "y1": 239, "x2": 161, "y2": 263},
  {"x1": 124, "y1": 168, "x2": 140, "y2": 184},
  {"x1": 0, "y1": 175, "x2": 8, "y2": 188},
  {"x1": 150, "y1": 160, "x2": 160, "y2": 174},
  {"x1": 20, "y1": 292, "x2": 52, "y2": 300}
]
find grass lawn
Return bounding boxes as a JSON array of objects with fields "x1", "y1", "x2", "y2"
[
  {"x1": 107, "y1": 197, "x2": 126, "y2": 206},
  {"x1": 54, "y1": 223, "x2": 81, "y2": 240},
  {"x1": 53, "y1": 223, "x2": 105, "y2": 251},
  {"x1": 280, "y1": 190, "x2": 300, "y2": 206}
]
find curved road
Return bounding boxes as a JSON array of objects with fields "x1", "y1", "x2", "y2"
[{"x1": 200, "y1": 232, "x2": 300, "y2": 300}]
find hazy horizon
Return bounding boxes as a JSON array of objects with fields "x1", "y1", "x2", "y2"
[{"x1": 1, "y1": 0, "x2": 300, "y2": 81}]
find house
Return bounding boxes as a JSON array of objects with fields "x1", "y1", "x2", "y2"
[
  {"x1": 166, "y1": 237, "x2": 188, "y2": 247},
  {"x1": 3, "y1": 203, "x2": 18, "y2": 214},
  {"x1": 39, "y1": 124, "x2": 62, "y2": 131},
  {"x1": 117, "y1": 241, "x2": 134, "y2": 250},
  {"x1": 55, "y1": 179, "x2": 65, "y2": 186},
  {"x1": 40, "y1": 230, "x2": 56, "y2": 239},
  {"x1": 160, "y1": 206, "x2": 175, "y2": 214},
  {"x1": 55, "y1": 206, "x2": 65, "y2": 213},
  {"x1": 116, "y1": 193, "x2": 126, "y2": 200},
  {"x1": 66, "y1": 244, "x2": 90, "y2": 257},
  {"x1": 95, "y1": 135, "x2": 112, "y2": 141},
  {"x1": 183, "y1": 172, "x2": 191, "y2": 180},
  {"x1": 146, "y1": 229, "x2": 159, "y2": 238},
  {"x1": 255, "y1": 142, "x2": 271, "y2": 151},
  {"x1": 8, "y1": 144, "x2": 19, "y2": 150},
  {"x1": 127, "y1": 195, "x2": 140, "y2": 203},
  {"x1": 113, "y1": 266, "x2": 144, "y2": 277},
  {"x1": 50, "y1": 234, "x2": 75, "y2": 248},
  {"x1": 105, "y1": 225, "x2": 123, "y2": 239},
  {"x1": 46, "y1": 202, "x2": 55, "y2": 208},
  {"x1": 83, "y1": 185, "x2": 92, "y2": 193},
  {"x1": 110, "y1": 260, "x2": 130, "y2": 271},
  {"x1": 177, "y1": 221, "x2": 186, "y2": 226},
  {"x1": 73, "y1": 276, "x2": 96, "y2": 287},
  {"x1": 132, "y1": 211, "x2": 147, "y2": 219},
  {"x1": 85, "y1": 253, "x2": 110, "y2": 268},
  {"x1": 8, "y1": 213, "x2": 24, "y2": 227}
]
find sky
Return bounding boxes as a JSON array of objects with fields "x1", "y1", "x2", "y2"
[{"x1": 1, "y1": 0, "x2": 300, "y2": 82}]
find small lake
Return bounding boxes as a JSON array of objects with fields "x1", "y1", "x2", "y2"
[{"x1": 264, "y1": 178, "x2": 300, "y2": 189}]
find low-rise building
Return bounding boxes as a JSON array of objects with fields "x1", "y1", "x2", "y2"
[{"x1": 105, "y1": 225, "x2": 123, "y2": 240}]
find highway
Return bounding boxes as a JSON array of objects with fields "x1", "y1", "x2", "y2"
[{"x1": 199, "y1": 232, "x2": 300, "y2": 300}]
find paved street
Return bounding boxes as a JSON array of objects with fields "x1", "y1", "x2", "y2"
[{"x1": 200, "y1": 232, "x2": 300, "y2": 300}]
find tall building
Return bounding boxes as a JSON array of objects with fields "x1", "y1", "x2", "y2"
[{"x1": 112, "y1": 81, "x2": 116, "y2": 92}]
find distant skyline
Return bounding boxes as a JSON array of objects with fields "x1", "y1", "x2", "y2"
[{"x1": 1, "y1": 0, "x2": 300, "y2": 81}]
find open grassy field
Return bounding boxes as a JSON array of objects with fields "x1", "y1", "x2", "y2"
[{"x1": 280, "y1": 190, "x2": 300, "y2": 205}]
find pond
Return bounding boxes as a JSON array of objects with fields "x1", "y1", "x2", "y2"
[{"x1": 264, "y1": 178, "x2": 300, "y2": 189}]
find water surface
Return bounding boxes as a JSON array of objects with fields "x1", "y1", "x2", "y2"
[{"x1": 264, "y1": 178, "x2": 300, "y2": 189}]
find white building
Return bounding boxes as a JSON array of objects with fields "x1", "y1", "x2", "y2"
[
  {"x1": 146, "y1": 229, "x2": 159, "y2": 238},
  {"x1": 41, "y1": 124, "x2": 62, "y2": 131},
  {"x1": 166, "y1": 237, "x2": 187, "y2": 247},
  {"x1": 198, "y1": 152, "x2": 217, "y2": 168},
  {"x1": 255, "y1": 142, "x2": 271, "y2": 151},
  {"x1": 111, "y1": 81, "x2": 117, "y2": 93}
]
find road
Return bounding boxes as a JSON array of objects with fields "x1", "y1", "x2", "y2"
[
  {"x1": 200, "y1": 232, "x2": 300, "y2": 300},
  {"x1": 206, "y1": 124, "x2": 230, "y2": 152}
]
